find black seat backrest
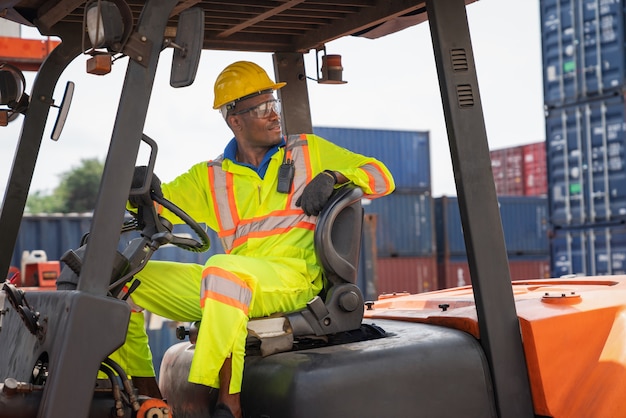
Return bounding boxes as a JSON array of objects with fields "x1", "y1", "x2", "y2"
[
  {"x1": 314, "y1": 184, "x2": 364, "y2": 287},
  {"x1": 284, "y1": 184, "x2": 365, "y2": 337}
]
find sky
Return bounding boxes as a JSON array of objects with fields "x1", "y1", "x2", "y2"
[{"x1": 0, "y1": 0, "x2": 544, "y2": 200}]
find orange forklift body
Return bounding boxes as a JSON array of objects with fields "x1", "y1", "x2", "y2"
[{"x1": 366, "y1": 276, "x2": 626, "y2": 417}]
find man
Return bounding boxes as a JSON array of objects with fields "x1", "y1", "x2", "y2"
[{"x1": 116, "y1": 61, "x2": 395, "y2": 418}]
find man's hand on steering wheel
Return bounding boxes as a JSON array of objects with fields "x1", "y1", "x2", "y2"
[
  {"x1": 128, "y1": 165, "x2": 210, "y2": 253},
  {"x1": 129, "y1": 165, "x2": 163, "y2": 207}
]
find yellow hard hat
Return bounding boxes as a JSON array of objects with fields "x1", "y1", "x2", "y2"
[{"x1": 213, "y1": 61, "x2": 286, "y2": 109}]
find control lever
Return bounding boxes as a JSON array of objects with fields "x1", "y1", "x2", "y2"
[
  {"x1": 2, "y1": 283, "x2": 43, "y2": 337},
  {"x1": 0, "y1": 291, "x2": 7, "y2": 332}
]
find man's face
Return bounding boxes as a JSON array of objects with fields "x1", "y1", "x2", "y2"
[{"x1": 230, "y1": 92, "x2": 282, "y2": 148}]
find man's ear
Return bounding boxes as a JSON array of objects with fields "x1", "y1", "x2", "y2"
[{"x1": 229, "y1": 115, "x2": 243, "y2": 131}]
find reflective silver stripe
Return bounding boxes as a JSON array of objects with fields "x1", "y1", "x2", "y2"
[
  {"x1": 360, "y1": 162, "x2": 391, "y2": 196},
  {"x1": 286, "y1": 134, "x2": 309, "y2": 210},
  {"x1": 221, "y1": 235, "x2": 235, "y2": 253},
  {"x1": 208, "y1": 157, "x2": 237, "y2": 251},
  {"x1": 207, "y1": 136, "x2": 312, "y2": 251},
  {"x1": 202, "y1": 273, "x2": 252, "y2": 308},
  {"x1": 234, "y1": 213, "x2": 313, "y2": 241},
  {"x1": 207, "y1": 157, "x2": 224, "y2": 167}
]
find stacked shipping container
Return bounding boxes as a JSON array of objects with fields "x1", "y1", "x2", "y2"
[
  {"x1": 522, "y1": 142, "x2": 549, "y2": 196},
  {"x1": 540, "y1": 0, "x2": 626, "y2": 276},
  {"x1": 551, "y1": 225, "x2": 626, "y2": 276},
  {"x1": 10, "y1": 214, "x2": 223, "y2": 271},
  {"x1": 435, "y1": 196, "x2": 551, "y2": 289},
  {"x1": 490, "y1": 145, "x2": 524, "y2": 196},
  {"x1": 545, "y1": 94, "x2": 626, "y2": 226},
  {"x1": 313, "y1": 127, "x2": 432, "y2": 192},
  {"x1": 314, "y1": 127, "x2": 436, "y2": 296},
  {"x1": 490, "y1": 142, "x2": 548, "y2": 197},
  {"x1": 363, "y1": 194, "x2": 437, "y2": 295},
  {"x1": 541, "y1": 0, "x2": 626, "y2": 107}
]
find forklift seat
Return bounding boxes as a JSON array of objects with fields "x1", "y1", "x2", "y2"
[
  {"x1": 186, "y1": 184, "x2": 366, "y2": 355},
  {"x1": 245, "y1": 184, "x2": 366, "y2": 355}
]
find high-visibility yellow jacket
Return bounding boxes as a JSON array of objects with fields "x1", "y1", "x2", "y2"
[{"x1": 157, "y1": 133, "x2": 395, "y2": 262}]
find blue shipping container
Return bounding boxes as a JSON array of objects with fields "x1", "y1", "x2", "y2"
[
  {"x1": 313, "y1": 126, "x2": 431, "y2": 192},
  {"x1": 551, "y1": 224, "x2": 626, "y2": 276},
  {"x1": 363, "y1": 192, "x2": 435, "y2": 257},
  {"x1": 12, "y1": 215, "x2": 223, "y2": 269},
  {"x1": 434, "y1": 195, "x2": 550, "y2": 258},
  {"x1": 540, "y1": 0, "x2": 626, "y2": 106},
  {"x1": 12, "y1": 215, "x2": 93, "y2": 267},
  {"x1": 545, "y1": 94, "x2": 626, "y2": 226}
]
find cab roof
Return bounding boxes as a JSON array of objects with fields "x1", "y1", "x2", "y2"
[{"x1": 1, "y1": 0, "x2": 476, "y2": 52}]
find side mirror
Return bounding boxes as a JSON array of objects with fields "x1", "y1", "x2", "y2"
[
  {"x1": 51, "y1": 81, "x2": 75, "y2": 141},
  {"x1": 170, "y1": 8, "x2": 204, "y2": 88}
]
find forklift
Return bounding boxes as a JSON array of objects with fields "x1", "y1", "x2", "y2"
[{"x1": 1, "y1": 1, "x2": 626, "y2": 417}]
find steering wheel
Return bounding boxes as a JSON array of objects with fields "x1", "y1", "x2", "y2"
[
  {"x1": 148, "y1": 192, "x2": 211, "y2": 253},
  {"x1": 102, "y1": 192, "x2": 211, "y2": 296},
  {"x1": 127, "y1": 133, "x2": 210, "y2": 253}
]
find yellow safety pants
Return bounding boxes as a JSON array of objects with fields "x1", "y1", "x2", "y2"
[{"x1": 107, "y1": 255, "x2": 323, "y2": 394}]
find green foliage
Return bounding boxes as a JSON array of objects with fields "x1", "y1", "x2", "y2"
[
  {"x1": 25, "y1": 190, "x2": 65, "y2": 213},
  {"x1": 25, "y1": 158, "x2": 104, "y2": 213}
]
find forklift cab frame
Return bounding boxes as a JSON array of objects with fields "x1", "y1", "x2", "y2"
[{"x1": 0, "y1": 1, "x2": 534, "y2": 417}]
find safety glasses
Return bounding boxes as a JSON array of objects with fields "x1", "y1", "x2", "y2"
[{"x1": 232, "y1": 99, "x2": 281, "y2": 119}]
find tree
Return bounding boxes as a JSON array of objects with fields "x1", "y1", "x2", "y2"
[
  {"x1": 25, "y1": 190, "x2": 65, "y2": 213},
  {"x1": 26, "y1": 158, "x2": 104, "y2": 213}
]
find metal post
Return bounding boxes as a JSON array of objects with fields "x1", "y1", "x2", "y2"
[
  {"x1": 40, "y1": 0, "x2": 177, "y2": 415},
  {"x1": 78, "y1": 0, "x2": 178, "y2": 295},
  {"x1": 426, "y1": 0, "x2": 534, "y2": 416},
  {"x1": 273, "y1": 52, "x2": 313, "y2": 135}
]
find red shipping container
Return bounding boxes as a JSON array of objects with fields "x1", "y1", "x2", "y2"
[
  {"x1": 490, "y1": 146, "x2": 524, "y2": 196},
  {"x1": 376, "y1": 256, "x2": 438, "y2": 296},
  {"x1": 522, "y1": 142, "x2": 547, "y2": 196},
  {"x1": 509, "y1": 258, "x2": 551, "y2": 281},
  {"x1": 438, "y1": 257, "x2": 551, "y2": 289},
  {"x1": 438, "y1": 259, "x2": 472, "y2": 289}
]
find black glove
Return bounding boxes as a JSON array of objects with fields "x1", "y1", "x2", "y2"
[
  {"x1": 296, "y1": 170, "x2": 337, "y2": 216},
  {"x1": 128, "y1": 165, "x2": 162, "y2": 207}
]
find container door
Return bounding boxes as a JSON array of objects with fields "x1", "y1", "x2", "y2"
[
  {"x1": 541, "y1": 0, "x2": 626, "y2": 106},
  {"x1": 551, "y1": 225, "x2": 626, "y2": 276},
  {"x1": 546, "y1": 95, "x2": 626, "y2": 226}
]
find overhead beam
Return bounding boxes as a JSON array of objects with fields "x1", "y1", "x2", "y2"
[
  {"x1": 170, "y1": 0, "x2": 202, "y2": 17},
  {"x1": 36, "y1": 0, "x2": 84, "y2": 32},
  {"x1": 217, "y1": 0, "x2": 306, "y2": 38},
  {"x1": 290, "y1": 0, "x2": 424, "y2": 51}
]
